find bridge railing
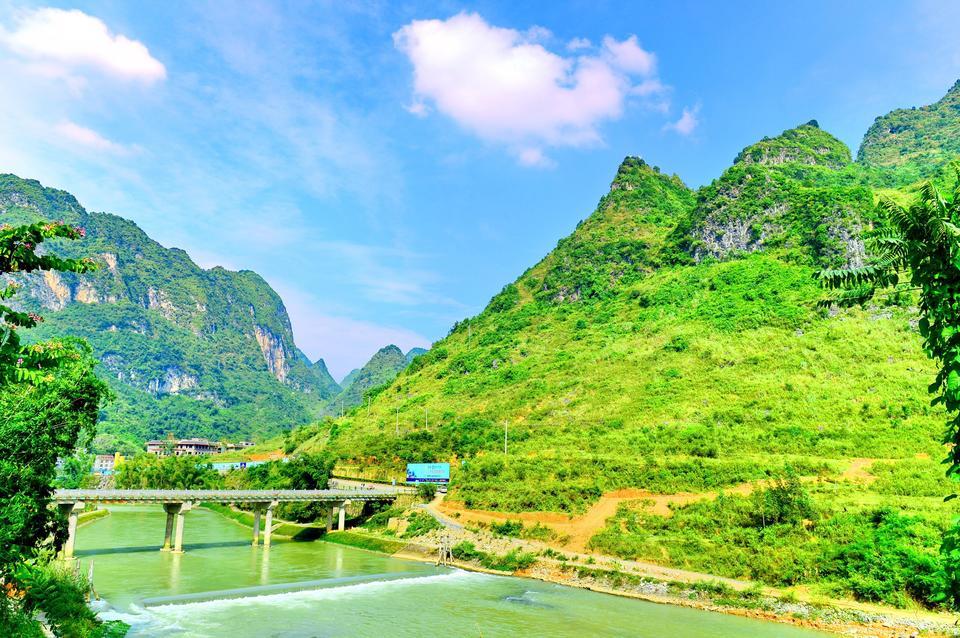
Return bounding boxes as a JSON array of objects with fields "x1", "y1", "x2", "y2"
[{"x1": 52, "y1": 488, "x2": 412, "y2": 504}]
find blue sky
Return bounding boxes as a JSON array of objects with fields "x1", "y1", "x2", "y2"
[{"x1": 1, "y1": 1, "x2": 959, "y2": 379}]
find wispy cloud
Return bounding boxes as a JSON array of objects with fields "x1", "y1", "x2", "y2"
[
  {"x1": 665, "y1": 104, "x2": 700, "y2": 136},
  {"x1": 1, "y1": 7, "x2": 166, "y2": 83},
  {"x1": 55, "y1": 120, "x2": 137, "y2": 155},
  {"x1": 394, "y1": 12, "x2": 671, "y2": 166}
]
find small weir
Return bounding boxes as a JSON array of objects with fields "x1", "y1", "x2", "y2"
[{"x1": 140, "y1": 571, "x2": 452, "y2": 606}]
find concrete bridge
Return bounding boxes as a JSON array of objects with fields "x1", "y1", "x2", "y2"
[{"x1": 53, "y1": 488, "x2": 409, "y2": 558}]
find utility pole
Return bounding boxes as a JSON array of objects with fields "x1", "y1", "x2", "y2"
[
  {"x1": 504, "y1": 420, "x2": 508, "y2": 456},
  {"x1": 396, "y1": 404, "x2": 400, "y2": 436},
  {"x1": 339, "y1": 399, "x2": 343, "y2": 419},
  {"x1": 425, "y1": 407, "x2": 429, "y2": 429}
]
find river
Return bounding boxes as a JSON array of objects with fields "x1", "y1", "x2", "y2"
[{"x1": 78, "y1": 506, "x2": 827, "y2": 637}]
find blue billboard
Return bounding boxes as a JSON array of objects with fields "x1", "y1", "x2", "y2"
[{"x1": 406, "y1": 462, "x2": 450, "y2": 484}]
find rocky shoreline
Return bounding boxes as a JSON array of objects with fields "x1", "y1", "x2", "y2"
[
  {"x1": 385, "y1": 525, "x2": 958, "y2": 638},
  {"x1": 205, "y1": 502, "x2": 958, "y2": 637}
]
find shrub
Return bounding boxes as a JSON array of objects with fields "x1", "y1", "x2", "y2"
[
  {"x1": 401, "y1": 512, "x2": 442, "y2": 538},
  {"x1": 416, "y1": 483, "x2": 438, "y2": 501}
]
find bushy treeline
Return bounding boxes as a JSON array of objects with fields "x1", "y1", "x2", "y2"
[
  {"x1": 114, "y1": 454, "x2": 221, "y2": 490},
  {"x1": 224, "y1": 453, "x2": 335, "y2": 522},
  {"x1": 114, "y1": 452, "x2": 335, "y2": 524}
]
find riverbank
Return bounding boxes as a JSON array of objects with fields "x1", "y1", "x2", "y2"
[{"x1": 199, "y1": 500, "x2": 956, "y2": 637}]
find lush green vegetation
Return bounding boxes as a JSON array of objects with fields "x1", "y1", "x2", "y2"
[
  {"x1": 450, "y1": 541, "x2": 537, "y2": 572},
  {"x1": 0, "y1": 174, "x2": 341, "y2": 449},
  {"x1": 114, "y1": 454, "x2": 221, "y2": 490},
  {"x1": 679, "y1": 122, "x2": 879, "y2": 268},
  {"x1": 588, "y1": 479, "x2": 948, "y2": 608},
  {"x1": 323, "y1": 531, "x2": 407, "y2": 554},
  {"x1": 223, "y1": 453, "x2": 336, "y2": 522},
  {"x1": 0, "y1": 221, "x2": 122, "y2": 636},
  {"x1": 331, "y1": 345, "x2": 420, "y2": 413},
  {"x1": 859, "y1": 80, "x2": 960, "y2": 180},
  {"x1": 278, "y1": 80, "x2": 960, "y2": 608},
  {"x1": 400, "y1": 512, "x2": 442, "y2": 538},
  {"x1": 114, "y1": 451, "x2": 337, "y2": 525}
]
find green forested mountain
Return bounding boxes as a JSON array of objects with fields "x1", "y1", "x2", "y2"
[
  {"x1": 291, "y1": 81, "x2": 960, "y2": 604},
  {"x1": 332, "y1": 345, "x2": 425, "y2": 412},
  {"x1": 859, "y1": 80, "x2": 960, "y2": 180},
  {"x1": 316, "y1": 133, "x2": 936, "y2": 512},
  {"x1": 0, "y1": 174, "x2": 340, "y2": 451}
]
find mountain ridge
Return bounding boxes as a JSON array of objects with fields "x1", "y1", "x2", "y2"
[
  {"x1": 300, "y1": 79, "x2": 960, "y2": 523},
  {"x1": 0, "y1": 174, "x2": 339, "y2": 450}
]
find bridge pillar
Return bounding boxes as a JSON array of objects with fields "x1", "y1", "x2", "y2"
[
  {"x1": 161, "y1": 503, "x2": 179, "y2": 551},
  {"x1": 338, "y1": 500, "x2": 349, "y2": 532},
  {"x1": 326, "y1": 505, "x2": 334, "y2": 532},
  {"x1": 172, "y1": 502, "x2": 192, "y2": 554},
  {"x1": 252, "y1": 505, "x2": 263, "y2": 546},
  {"x1": 263, "y1": 501, "x2": 279, "y2": 548},
  {"x1": 58, "y1": 502, "x2": 83, "y2": 559}
]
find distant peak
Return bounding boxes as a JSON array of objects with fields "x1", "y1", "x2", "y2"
[
  {"x1": 733, "y1": 122, "x2": 850, "y2": 169},
  {"x1": 609, "y1": 155, "x2": 676, "y2": 192}
]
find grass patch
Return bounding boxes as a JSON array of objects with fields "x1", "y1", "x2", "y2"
[
  {"x1": 77, "y1": 508, "x2": 109, "y2": 526},
  {"x1": 450, "y1": 541, "x2": 537, "y2": 572},
  {"x1": 401, "y1": 512, "x2": 442, "y2": 538},
  {"x1": 324, "y1": 531, "x2": 406, "y2": 554}
]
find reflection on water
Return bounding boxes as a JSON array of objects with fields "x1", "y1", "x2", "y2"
[{"x1": 79, "y1": 506, "x2": 826, "y2": 638}]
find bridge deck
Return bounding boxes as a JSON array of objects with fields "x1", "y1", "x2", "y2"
[{"x1": 53, "y1": 488, "x2": 409, "y2": 504}]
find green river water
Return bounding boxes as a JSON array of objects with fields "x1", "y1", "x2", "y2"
[{"x1": 78, "y1": 506, "x2": 827, "y2": 637}]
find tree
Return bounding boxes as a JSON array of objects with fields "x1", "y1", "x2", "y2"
[
  {"x1": 0, "y1": 221, "x2": 96, "y2": 383},
  {"x1": 0, "y1": 220, "x2": 114, "y2": 635},
  {"x1": 114, "y1": 454, "x2": 220, "y2": 490},
  {"x1": 54, "y1": 453, "x2": 95, "y2": 489},
  {"x1": 816, "y1": 167, "x2": 960, "y2": 605}
]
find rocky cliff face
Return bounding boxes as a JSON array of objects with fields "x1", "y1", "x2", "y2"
[
  {"x1": 682, "y1": 122, "x2": 872, "y2": 268},
  {"x1": 254, "y1": 324, "x2": 288, "y2": 383},
  {"x1": 0, "y1": 173, "x2": 340, "y2": 446}
]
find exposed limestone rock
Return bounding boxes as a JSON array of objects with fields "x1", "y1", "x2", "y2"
[
  {"x1": 101, "y1": 252, "x2": 118, "y2": 273},
  {"x1": 254, "y1": 325, "x2": 288, "y2": 383},
  {"x1": 42, "y1": 271, "x2": 71, "y2": 310},
  {"x1": 145, "y1": 287, "x2": 177, "y2": 320},
  {"x1": 146, "y1": 367, "x2": 199, "y2": 395},
  {"x1": 75, "y1": 281, "x2": 104, "y2": 304}
]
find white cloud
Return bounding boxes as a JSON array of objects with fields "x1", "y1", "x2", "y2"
[
  {"x1": 566, "y1": 37, "x2": 592, "y2": 51},
  {"x1": 517, "y1": 147, "x2": 553, "y2": 168},
  {"x1": 1, "y1": 8, "x2": 166, "y2": 82},
  {"x1": 602, "y1": 35, "x2": 655, "y2": 75},
  {"x1": 55, "y1": 120, "x2": 135, "y2": 154},
  {"x1": 405, "y1": 100, "x2": 429, "y2": 116},
  {"x1": 394, "y1": 12, "x2": 667, "y2": 166},
  {"x1": 665, "y1": 105, "x2": 700, "y2": 136}
]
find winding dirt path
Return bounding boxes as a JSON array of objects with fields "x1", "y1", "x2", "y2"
[{"x1": 436, "y1": 457, "x2": 881, "y2": 552}]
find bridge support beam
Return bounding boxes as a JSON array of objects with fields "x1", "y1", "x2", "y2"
[
  {"x1": 252, "y1": 507, "x2": 262, "y2": 546},
  {"x1": 326, "y1": 506, "x2": 334, "y2": 533},
  {"x1": 263, "y1": 501, "x2": 278, "y2": 548},
  {"x1": 58, "y1": 502, "x2": 83, "y2": 559},
  {"x1": 338, "y1": 501, "x2": 349, "y2": 532},
  {"x1": 161, "y1": 503, "x2": 179, "y2": 551},
  {"x1": 172, "y1": 502, "x2": 192, "y2": 554}
]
